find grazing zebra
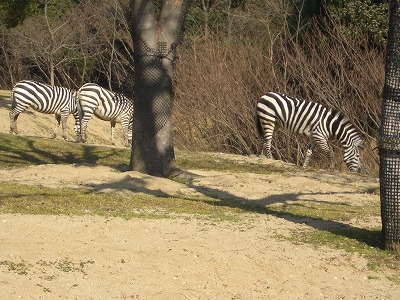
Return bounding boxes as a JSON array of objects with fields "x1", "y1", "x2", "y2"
[
  {"x1": 9, "y1": 80, "x2": 81, "y2": 141},
  {"x1": 256, "y1": 92, "x2": 364, "y2": 172},
  {"x1": 77, "y1": 83, "x2": 134, "y2": 146}
]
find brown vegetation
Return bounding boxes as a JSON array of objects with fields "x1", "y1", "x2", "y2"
[
  {"x1": 0, "y1": 1, "x2": 383, "y2": 175},
  {"x1": 174, "y1": 18, "x2": 382, "y2": 175}
]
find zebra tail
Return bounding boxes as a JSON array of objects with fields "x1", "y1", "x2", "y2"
[
  {"x1": 255, "y1": 108, "x2": 266, "y2": 157},
  {"x1": 10, "y1": 88, "x2": 17, "y2": 109},
  {"x1": 255, "y1": 110, "x2": 263, "y2": 137}
]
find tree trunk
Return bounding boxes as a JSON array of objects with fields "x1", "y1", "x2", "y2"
[
  {"x1": 379, "y1": 0, "x2": 400, "y2": 252},
  {"x1": 50, "y1": 55, "x2": 54, "y2": 86},
  {"x1": 129, "y1": 0, "x2": 191, "y2": 177}
]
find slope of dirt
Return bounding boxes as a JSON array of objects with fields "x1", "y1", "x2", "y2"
[
  {"x1": 0, "y1": 92, "x2": 398, "y2": 300},
  {"x1": 1, "y1": 89, "x2": 126, "y2": 146}
]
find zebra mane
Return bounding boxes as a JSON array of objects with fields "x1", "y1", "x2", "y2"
[
  {"x1": 330, "y1": 106, "x2": 359, "y2": 128},
  {"x1": 328, "y1": 106, "x2": 364, "y2": 147}
]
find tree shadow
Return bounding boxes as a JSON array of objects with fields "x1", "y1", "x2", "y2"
[
  {"x1": 0, "y1": 135, "x2": 126, "y2": 170},
  {"x1": 0, "y1": 98, "x2": 37, "y2": 115},
  {"x1": 78, "y1": 167, "x2": 381, "y2": 248},
  {"x1": 182, "y1": 178, "x2": 382, "y2": 249},
  {"x1": 0, "y1": 93, "x2": 12, "y2": 110},
  {"x1": 89, "y1": 175, "x2": 172, "y2": 197},
  {"x1": 0, "y1": 93, "x2": 36, "y2": 114},
  {"x1": 0, "y1": 131, "x2": 382, "y2": 249}
]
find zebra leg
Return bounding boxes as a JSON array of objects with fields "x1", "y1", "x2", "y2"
[
  {"x1": 80, "y1": 120, "x2": 88, "y2": 143},
  {"x1": 53, "y1": 114, "x2": 61, "y2": 139},
  {"x1": 121, "y1": 118, "x2": 131, "y2": 147},
  {"x1": 9, "y1": 110, "x2": 20, "y2": 134},
  {"x1": 303, "y1": 140, "x2": 316, "y2": 168},
  {"x1": 61, "y1": 114, "x2": 69, "y2": 141},
  {"x1": 320, "y1": 140, "x2": 334, "y2": 169},
  {"x1": 110, "y1": 121, "x2": 116, "y2": 145},
  {"x1": 80, "y1": 111, "x2": 95, "y2": 143},
  {"x1": 122, "y1": 129, "x2": 130, "y2": 147},
  {"x1": 261, "y1": 136, "x2": 273, "y2": 159},
  {"x1": 260, "y1": 124, "x2": 275, "y2": 159},
  {"x1": 328, "y1": 150, "x2": 335, "y2": 169},
  {"x1": 72, "y1": 111, "x2": 81, "y2": 142},
  {"x1": 127, "y1": 118, "x2": 133, "y2": 147}
]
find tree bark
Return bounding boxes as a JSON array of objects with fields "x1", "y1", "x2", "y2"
[
  {"x1": 379, "y1": 0, "x2": 400, "y2": 252},
  {"x1": 129, "y1": 0, "x2": 191, "y2": 177}
]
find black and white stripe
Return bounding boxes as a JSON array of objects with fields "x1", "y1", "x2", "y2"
[
  {"x1": 77, "y1": 83, "x2": 134, "y2": 146},
  {"x1": 256, "y1": 92, "x2": 364, "y2": 172},
  {"x1": 9, "y1": 80, "x2": 81, "y2": 141}
]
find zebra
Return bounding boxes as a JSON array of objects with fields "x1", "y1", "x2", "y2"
[
  {"x1": 77, "y1": 83, "x2": 134, "y2": 146},
  {"x1": 9, "y1": 80, "x2": 81, "y2": 141},
  {"x1": 256, "y1": 92, "x2": 364, "y2": 172}
]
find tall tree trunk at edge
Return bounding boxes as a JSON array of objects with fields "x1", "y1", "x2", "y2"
[{"x1": 379, "y1": 0, "x2": 400, "y2": 252}]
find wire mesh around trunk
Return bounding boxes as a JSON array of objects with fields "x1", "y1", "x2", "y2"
[{"x1": 379, "y1": 0, "x2": 400, "y2": 251}]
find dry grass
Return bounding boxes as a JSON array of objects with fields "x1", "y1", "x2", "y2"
[{"x1": 174, "y1": 19, "x2": 382, "y2": 175}]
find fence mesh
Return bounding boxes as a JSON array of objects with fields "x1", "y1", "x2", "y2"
[
  {"x1": 124, "y1": 1, "x2": 191, "y2": 137},
  {"x1": 379, "y1": 0, "x2": 400, "y2": 251},
  {"x1": 134, "y1": 36, "x2": 174, "y2": 134}
]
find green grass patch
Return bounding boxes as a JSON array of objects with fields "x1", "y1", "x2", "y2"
[
  {"x1": 0, "y1": 182, "x2": 245, "y2": 221},
  {"x1": 285, "y1": 227, "x2": 400, "y2": 272},
  {"x1": 0, "y1": 132, "x2": 290, "y2": 175},
  {"x1": 387, "y1": 274, "x2": 400, "y2": 284},
  {"x1": 267, "y1": 199, "x2": 380, "y2": 222},
  {"x1": 263, "y1": 199, "x2": 400, "y2": 273},
  {"x1": 266, "y1": 200, "x2": 400, "y2": 273},
  {"x1": 0, "y1": 132, "x2": 130, "y2": 168},
  {"x1": 177, "y1": 151, "x2": 295, "y2": 174},
  {"x1": 0, "y1": 132, "x2": 398, "y2": 274},
  {"x1": 0, "y1": 260, "x2": 31, "y2": 275}
]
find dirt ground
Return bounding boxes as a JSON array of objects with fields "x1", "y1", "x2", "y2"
[{"x1": 0, "y1": 93, "x2": 399, "y2": 299}]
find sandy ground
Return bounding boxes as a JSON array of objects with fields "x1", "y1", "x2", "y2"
[{"x1": 0, "y1": 92, "x2": 399, "y2": 299}]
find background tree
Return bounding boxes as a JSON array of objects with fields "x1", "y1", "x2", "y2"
[
  {"x1": 0, "y1": 0, "x2": 37, "y2": 28},
  {"x1": 4, "y1": 0, "x2": 92, "y2": 87},
  {"x1": 129, "y1": 0, "x2": 192, "y2": 176},
  {"x1": 0, "y1": 0, "x2": 390, "y2": 175},
  {"x1": 0, "y1": 0, "x2": 133, "y2": 89}
]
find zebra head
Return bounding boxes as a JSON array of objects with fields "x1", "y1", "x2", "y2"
[{"x1": 343, "y1": 138, "x2": 364, "y2": 172}]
